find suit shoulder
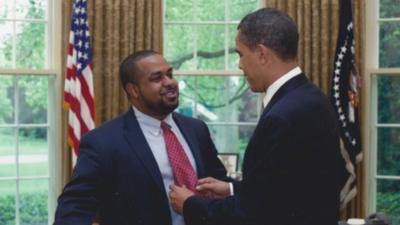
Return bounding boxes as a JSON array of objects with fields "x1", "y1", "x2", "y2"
[
  {"x1": 173, "y1": 112, "x2": 205, "y2": 126},
  {"x1": 81, "y1": 112, "x2": 127, "y2": 142},
  {"x1": 268, "y1": 82, "x2": 335, "y2": 124}
]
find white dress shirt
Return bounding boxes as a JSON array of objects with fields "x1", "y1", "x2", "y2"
[
  {"x1": 132, "y1": 106, "x2": 197, "y2": 225},
  {"x1": 263, "y1": 66, "x2": 302, "y2": 108}
]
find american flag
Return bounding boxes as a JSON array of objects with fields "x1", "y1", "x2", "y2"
[
  {"x1": 64, "y1": 0, "x2": 95, "y2": 157},
  {"x1": 330, "y1": 0, "x2": 362, "y2": 208}
]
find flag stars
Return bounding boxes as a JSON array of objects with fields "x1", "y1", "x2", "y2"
[
  {"x1": 340, "y1": 114, "x2": 345, "y2": 121},
  {"x1": 334, "y1": 92, "x2": 340, "y2": 99},
  {"x1": 334, "y1": 85, "x2": 339, "y2": 91},
  {"x1": 335, "y1": 69, "x2": 340, "y2": 75},
  {"x1": 351, "y1": 139, "x2": 356, "y2": 145},
  {"x1": 341, "y1": 46, "x2": 347, "y2": 53},
  {"x1": 347, "y1": 22, "x2": 353, "y2": 31},
  {"x1": 338, "y1": 53, "x2": 344, "y2": 60},
  {"x1": 334, "y1": 76, "x2": 340, "y2": 83},
  {"x1": 336, "y1": 61, "x2": 342, "y2": 67}
]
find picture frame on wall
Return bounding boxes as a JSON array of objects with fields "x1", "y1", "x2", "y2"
[{"x1": 217, "y1": 153, "x2": 240, "y2": 179}]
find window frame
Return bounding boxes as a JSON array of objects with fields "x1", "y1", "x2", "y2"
[
  {"x1": 162, "y1": 0, "x2": 264, "y2": 158},
  {"x1": 0, "y1": 0, "x2": 62, "y2": 224},
  {"x1": 365, "y1": 0, "x2": 400, "y2": 216}
]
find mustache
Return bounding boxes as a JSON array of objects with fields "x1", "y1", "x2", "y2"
[{"x1": 160, "y1": 86, "x2": 178, "y2": 95}]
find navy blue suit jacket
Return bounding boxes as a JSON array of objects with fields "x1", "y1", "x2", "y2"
[
  {"x1": 54, "y1": 108, "x2": 228, "y2": 225},
  {"x1": 184, "y1": 74, "x2": 346, "y2": 225}
]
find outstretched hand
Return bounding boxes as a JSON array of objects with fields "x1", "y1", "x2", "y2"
[
  {"x1": 169, "y1": 185, "x2": 194, "y2": 214},
  {"x1": 196, "y1": 177, "x2": 230, "y2": 199}
]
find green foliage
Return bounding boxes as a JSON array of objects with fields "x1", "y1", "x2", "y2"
[
  {"x1": 0, "y1": 76, "x2": 14, "y2": 123},
  {"x1": 379, "y1": 0, "x2": 400, "y2": 68},
  {"x1": 379, "y1": 22, "x2": 400, "y2": 68},
  {"x1": 377, "y1": 192, "x2": 400, "y2": 225},
  {"x1": 379, "y1": 0, "x2": 400, "y2": 19},
  {"x1": 377, "y1": 128, "x2": 400, "y2": 177},
  {"x1": 0, "y1": 0, "x2": 47, "y2": 126},
  {"x1": 0, "y1": 192, "x2": 48, "y2": 225},
  {"x1": 1, "y1": 0, "x2": 46, "y2": 69},
  {"x1": 18, "y1": 76, "x2": 48, "y2": 121},
  {"x1": 377, "y1": 76, "x2": 400, "y2": 180},
  {"x1": 20, "y1": 192, "x2": 48, "y2": 224},
  {"x1": 377, "y1": 76, "x2": 400, "y2": 124},
  {"x1": 0, "y1": 194, "x2": 15, "y2": 225},
  {"x1": 0, "y1": 76, "x2": 48, "y2": 128}
]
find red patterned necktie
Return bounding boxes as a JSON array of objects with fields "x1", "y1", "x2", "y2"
[{"x1": 161, "y1": 121, "x2": 198, "y2": 192}]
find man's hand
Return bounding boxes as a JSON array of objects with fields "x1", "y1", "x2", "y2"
[
  {"x1": 169, "y1": 185, "x2": 194, "y2": 214},
  {"x1": 196, "y1": 177, "x2": 230, "y2": 199}
]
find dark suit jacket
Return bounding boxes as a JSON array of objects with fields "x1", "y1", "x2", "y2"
[
  {"x1": 54, "y1": 108, "x2": 228, "y2": 225},
  {"x1": 184, "y1": 74, "x2": 346, "y2": 225}
]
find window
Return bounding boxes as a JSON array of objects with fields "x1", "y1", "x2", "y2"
[
  {"x1": 163, "y1": 0, "x2": 261, "y2": 170},
  {"x1": 367, "y1": 0, "x2": 400, "y2": 223},
  {"x1": 0, "y1": 0, "x2": 61, "y2": 224}
]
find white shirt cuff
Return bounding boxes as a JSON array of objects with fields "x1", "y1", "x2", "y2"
[{"x1": 229, "y1": 182, "x2": 234, "y2": 196}]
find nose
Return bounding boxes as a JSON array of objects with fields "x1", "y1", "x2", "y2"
[{"x1": 163, "y1": 75, "x2": 176, "y2": 86}]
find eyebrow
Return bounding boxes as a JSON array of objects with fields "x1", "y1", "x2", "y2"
[
  {"x1": 150, "y1": 67, "x2": 173, "y2": 76},
  {"x1": 167, "y1": 67, "x2": 173, "y2": 73}
]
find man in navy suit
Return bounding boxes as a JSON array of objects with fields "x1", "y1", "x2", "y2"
[
  {"x1": 54, "y1": 50, "x2": 228, "y2": 225},
  {"x1": 170, "y1": 8, "x2": 346, "y2": 225}
]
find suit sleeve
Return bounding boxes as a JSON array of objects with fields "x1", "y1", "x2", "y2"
[
  {"x1": 183, "y1": 115, "x2": 292, "y2": 225},
  {"x1": 54, "y1": 135, "x2": 105, "y2": 225}
]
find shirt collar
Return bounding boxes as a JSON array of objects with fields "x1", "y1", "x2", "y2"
[
  {"x1": 132, "y1": 106, "x2": 174, "y2": 135},
  {"x1": 263, "y1": 66, "x2": 302, "y2": 108}
]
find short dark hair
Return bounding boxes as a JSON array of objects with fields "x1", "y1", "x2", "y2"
[
  {"x1": 119, "y1": 50, "x2": 159, "y2": 93},
  {"x1": 237, "y1": 7, "x2": 299, "y2": 61}
]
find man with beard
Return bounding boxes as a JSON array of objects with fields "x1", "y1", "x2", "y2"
[{"x1": 54, "y1": 50, "x2": 229, "y2": 225}]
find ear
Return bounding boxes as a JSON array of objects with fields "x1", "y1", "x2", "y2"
[
  {"x1": 256, "y1": 44, "x2": 270, "y2": 65},
  {"x1": 125, "y1": 83, "x2": 140, "y2": 99}
]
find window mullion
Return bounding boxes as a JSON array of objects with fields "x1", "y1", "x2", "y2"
[
  {"x1": 369, "y1": 73, "x2": 378, "y2": 214},
  {"x1": 193, "y1": 0, "x2": 198, "y2": 70},
  {"x1": 14, "y1": 75, "x2": 21, "y2": 225},
  {"x1": 224, "y1": 0, "x2": 229, "y2": 71},
  {"x1": 12, "y1": 19, "x2": 16, "y2": 69}
]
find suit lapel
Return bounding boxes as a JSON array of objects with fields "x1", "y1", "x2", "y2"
[
  {"x1": 243, "y1": 74, "x2": 309, "y2": 173},
  {"x1": 172, "y1": 113, "x2": 205, "y2": 178},
  {"x1": 122, "y1": 108, "x2": 165, "y2": 190}
]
